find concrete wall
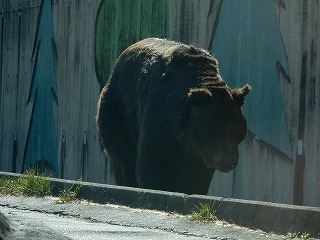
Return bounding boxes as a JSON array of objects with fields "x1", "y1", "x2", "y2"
[
  {"x1": 0, "y1": 0, "x2": 319, "y2": 207},
  {"x1": 209, "y1": 0, "x2": 320, "y2": 207},
  {"x1": 0, "y1": 0, "x2": 111, "y2": 183}
]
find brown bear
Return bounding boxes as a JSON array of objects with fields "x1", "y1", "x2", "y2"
[{"x1": 96, "y1": 38, "x2": 251, "y2": 194}]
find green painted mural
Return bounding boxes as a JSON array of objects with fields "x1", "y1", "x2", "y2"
[{"x1": 94, "y1": 0, "x2": 168, "y2": 87}]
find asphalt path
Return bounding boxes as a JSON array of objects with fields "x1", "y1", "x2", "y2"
[{"x1": 0, "y1": 195, "x2": 283, "y2": 240}]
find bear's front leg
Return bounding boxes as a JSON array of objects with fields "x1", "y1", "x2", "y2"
[
  {"x1": 135, "y1": 132, "x2": 215, "y2": 194},
  {"x1": 135, "y1": 132, "x2": 181, "y2": 192}
]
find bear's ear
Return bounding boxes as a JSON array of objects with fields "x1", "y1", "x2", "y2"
[
  {"x1": 231, "y1": 84, "x2": 252, "y2": 106},
  {"x1": 187, "y1": 88, "x2": 212, "y2": 106}
]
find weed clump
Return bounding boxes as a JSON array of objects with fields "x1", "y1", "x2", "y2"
[
  {"x1": 189, "y1": 201, "x2": 218, "y2": 223},
  {"x1": 0, "y1": 169, "x2": 52, "y2": 197},
  {"x1": 284, "y1": 232, "x2": 310, "y2": 239},
  {"x1": 56, "y1": 181, "x2": 82, "y2": 204}
]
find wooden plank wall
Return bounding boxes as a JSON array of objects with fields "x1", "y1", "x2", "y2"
[{"x1": 0, "y1": 0, "x2": 319, "y2": 207}]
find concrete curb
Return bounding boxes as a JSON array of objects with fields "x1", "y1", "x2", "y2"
[{"x1": 1, "y1": 171, "x2": 319, "y2": 237}]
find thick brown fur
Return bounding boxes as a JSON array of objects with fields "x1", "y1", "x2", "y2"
[{"x1": 97, "y1": 38, "x2": 250, "y2": 194}]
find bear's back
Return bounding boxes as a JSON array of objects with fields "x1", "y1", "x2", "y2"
[
  {"x1": 104, "y1": 38, "x2": 221, "y2": 111},
  {"x1": 111, "y1": 38, "x2": 218, "y2": 87}
]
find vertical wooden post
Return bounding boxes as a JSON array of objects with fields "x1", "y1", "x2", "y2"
[
  {"x1": 81, "y1": 131, "x2": 88, "y2": 180},
  {"x1": 12, "y1": 129, "x2": 17, "y2": 173},
  {"x1": 294, "y1": 52, "x2": 307, "y2": 205},
  {"x1": 60, "y1": 131, "x2": 66, "y2": 178},
  {"x1": 0, "y1": 9, "x2": 4, "y2": 122}
]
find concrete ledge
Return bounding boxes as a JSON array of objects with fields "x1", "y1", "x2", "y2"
[
  {"x1": 217, "y1": 198, "x2": 320, "y2": 237},
  {"x1": 0, "y1": 171, "x2": 319, "y2": 237}
]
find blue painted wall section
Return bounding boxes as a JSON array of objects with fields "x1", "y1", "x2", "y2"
[
  {"x1": 23, "y1": 0, "x2": 59, "y2": 174},
  {"x1": 211, "y1": 0, "x2": 292, "y2": 158}
]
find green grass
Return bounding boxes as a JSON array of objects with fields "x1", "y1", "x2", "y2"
[
  {"x1": 0, "y1": 169, "x2": 52, "y2": 197},
  {"x1": 283, "y1": 232, "x2": 310, "y2": 240},
  {"x1": 0, "y1": 169, "x2": 82, "y2": 204},
  {"x1": 189, "y1": 201, "x2": 218, "y2": 223},
  {"x1": 56, "y1": 181, "x2": 82, "y2": 204}
]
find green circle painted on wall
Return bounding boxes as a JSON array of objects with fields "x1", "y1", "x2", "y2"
[{"x1": 94, "y1": 0, "x2": 169, "y2": 87}]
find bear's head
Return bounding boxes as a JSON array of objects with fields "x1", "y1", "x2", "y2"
[{"x1": 183, "y1": 84, "x2": 251, "y2": 172}]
